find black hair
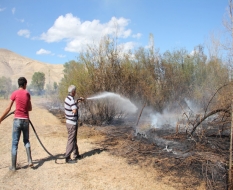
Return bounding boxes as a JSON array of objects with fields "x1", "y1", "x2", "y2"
[{"x1": 18, "y1": 77, "x2": 27, "y2": 87}]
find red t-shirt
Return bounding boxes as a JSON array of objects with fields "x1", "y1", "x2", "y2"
[{"x1": 10, "y1": 89, "x2": 31, "y2": 119}]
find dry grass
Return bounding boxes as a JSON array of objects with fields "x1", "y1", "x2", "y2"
[
  {"x1": 0, "y1": 97, "x2": 207, "y2": 190},
  {"x1": 50, "y1": 107, "x2": 209, "y2": 189}
]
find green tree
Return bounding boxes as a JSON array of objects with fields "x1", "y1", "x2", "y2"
[
  {"x1": 59, "y1": 60, "x2": 90, "y2": 100},
  {"x1": 31, "y1": 72, "x2": 45, "y2": 95}
]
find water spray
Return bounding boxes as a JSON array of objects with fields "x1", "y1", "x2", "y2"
[{"x1": 85, "y1": 92, "x2": 138, "y2": 114}]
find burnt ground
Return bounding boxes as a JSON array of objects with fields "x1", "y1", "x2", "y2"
[{"x1": 49, "y1": 108, "x2": 230, "y2": 190}]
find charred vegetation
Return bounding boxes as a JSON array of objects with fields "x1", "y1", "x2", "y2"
[{"x1": 48, "y1": 31, "x2": 233, "y2": 189}]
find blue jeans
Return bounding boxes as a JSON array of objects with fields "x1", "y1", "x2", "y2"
[{"x1": 12, "y1": 119, "x2": 30, "y2": 155}]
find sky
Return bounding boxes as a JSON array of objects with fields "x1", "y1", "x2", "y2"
[{"x1": 0, "y1": 0, "x2": 230, "y2": 64}]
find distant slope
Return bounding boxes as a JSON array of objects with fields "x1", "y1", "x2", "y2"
[{"x1": 0, "y1": 48, "x2": 64, "y2": 86}]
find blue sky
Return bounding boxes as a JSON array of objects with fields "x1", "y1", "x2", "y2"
[{"x1": 0, "y1": 0, "x2": 229, "y2": 64}]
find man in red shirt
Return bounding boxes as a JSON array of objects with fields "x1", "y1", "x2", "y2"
[{"x1": 0, "y1": 77, "x2": 33, "y2": 171}]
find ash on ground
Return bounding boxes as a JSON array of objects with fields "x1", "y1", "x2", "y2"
[{"x1": 46, "y1": 103, "x2": 230, "y2": 190}]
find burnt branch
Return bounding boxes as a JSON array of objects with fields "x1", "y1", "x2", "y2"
[
  {"x1": 136, "y1": 103, "x2": 146, "y2": 126},
  {"x1": 204, "y1": 83, "x2": 229, "y2": 117},
  {"x1": 190, "y1": 108, "x2": 231, "y2": 136}
]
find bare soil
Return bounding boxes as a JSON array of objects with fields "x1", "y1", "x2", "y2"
[{"x1": 0, "y1": 97, "x2": 206, "y2": 190}]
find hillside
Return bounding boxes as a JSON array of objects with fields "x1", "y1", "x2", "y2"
[{"x1": 0, "y1": 48, "x2": 64, "y2": 86}]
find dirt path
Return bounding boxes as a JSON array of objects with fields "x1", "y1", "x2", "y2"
[{"x1": 0, "y1": 97, "x2": 205, "y2": 190}]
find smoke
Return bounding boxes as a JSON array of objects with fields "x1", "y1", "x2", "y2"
[
  {"x1": 87, "y1": 92, "x2": 138, "y2": 114},
  {"x1": 148, "y1": 99, "x2": 202, "y2": 129},
  {"x1": 149, "y1": 111, "x2": 178, "y2": 128},
  {"x1": 184, "y1": 98, "x2": 203, "y2": 113},
  {"x1": 86, "y1": 92, "x2": 203, "y2": 129}
]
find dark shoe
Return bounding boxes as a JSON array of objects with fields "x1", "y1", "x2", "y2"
[
  {"x1": 74, "y1": 155, "x2": 83, "y2": 160},
  {"x1": 9, "y1": 154, "x2": 17, "y2": 171},
  {"x1": 65, "y1": 158, "x2": 77, "y2": 164}
]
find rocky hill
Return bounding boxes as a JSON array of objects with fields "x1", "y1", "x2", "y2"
[{"x1": 0, "y1": 48, "x2": 64, "y2": 86}]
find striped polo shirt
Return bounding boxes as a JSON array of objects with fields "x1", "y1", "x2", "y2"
[{"x1": 64, "y1": 95, "x2": 78, "y2": 125}]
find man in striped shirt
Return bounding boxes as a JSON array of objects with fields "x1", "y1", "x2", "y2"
[{"x1": 64, "y1": 85, "x2": 84, "y2": 164}]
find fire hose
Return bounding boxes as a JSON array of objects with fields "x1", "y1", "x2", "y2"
[{"x1": 2, "y1": 111, "x2": 64, "y2": 162}]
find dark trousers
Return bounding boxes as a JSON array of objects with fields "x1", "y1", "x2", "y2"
[{"x1": 65, "y1": 123, "x2": 79, "y2": 158}]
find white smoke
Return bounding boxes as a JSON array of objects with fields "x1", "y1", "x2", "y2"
[
  {"x1": 149, "y1": 110, "x2": 179, "y2": 128},
  {"x1": 184, "y1": 98, "x2": 202, "y2": 113},
  {"x1": 149, "y1": 99, "x2": 202, "y2": 128}
]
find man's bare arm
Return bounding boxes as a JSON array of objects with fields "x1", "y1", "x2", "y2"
[
  {"x1": 28, "y1": 100, "x2": 32, "y2": 111},
  {"x1": 0, "y1": 100, "x2": 14, "y2": 124}
]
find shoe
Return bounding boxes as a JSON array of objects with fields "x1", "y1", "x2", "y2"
[
  {"x1": 65, "y1": 158, "x2": 77, "y2": 164},
  {"x1": 74, "y1": 155, "x2": 83, "y2": 160}
]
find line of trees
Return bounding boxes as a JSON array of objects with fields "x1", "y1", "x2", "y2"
[
  {"x1": 0, "y1": 72, "x2": 59, "y2": 98},
  {"x1": 58, "y1": 36, "x2": 230, "y2": 114}
]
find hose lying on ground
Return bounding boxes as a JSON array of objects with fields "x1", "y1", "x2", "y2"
[
  {"x1": 2, "y1": 111, "x2": 64, "y2": 161},
  {"x1": 29, "y1": 120, "x2": 64, "y2": 160}
]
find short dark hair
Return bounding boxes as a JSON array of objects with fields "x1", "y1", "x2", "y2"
[{"x1": 18, "y1": 77, "x2": 27, "y2": 87}]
